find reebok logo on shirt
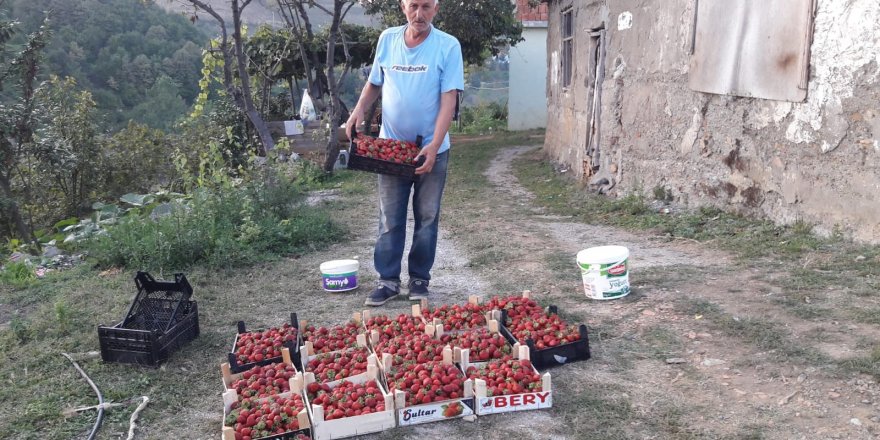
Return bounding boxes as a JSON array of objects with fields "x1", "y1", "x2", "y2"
[{"x1": 390, "y1": 64, "x2": 428, "y2": 73}]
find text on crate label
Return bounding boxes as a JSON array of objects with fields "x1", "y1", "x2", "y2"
[
  {"x1": 402, "y1": 408, "x2": 436, "y2": 422},
  {"x1": 485, "y1": 392, "x2": 550, "y2": 408}
]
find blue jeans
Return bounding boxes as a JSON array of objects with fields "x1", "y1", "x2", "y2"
[{"x1": 374, "y1": 151, "x2": 449, "y2": 285}]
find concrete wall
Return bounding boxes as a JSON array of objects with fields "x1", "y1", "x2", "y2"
[
  {"x1": 508, "y1": 26, "x2": 549, "y2": 130},
  {"x1": 545, "y1": 0, "x2": 880, "y2": 242}
]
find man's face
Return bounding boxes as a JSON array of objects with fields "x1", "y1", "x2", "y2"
[{"x1": 401, "y1": 0, "x2": 439, "y2": 35}]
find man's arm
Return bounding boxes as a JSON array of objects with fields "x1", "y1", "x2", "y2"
[
  {"x1": 415, "y1": 89, "x2": 458, "y2": 175},
  {"x1": 345, "y1": 82, "x2": 382, "y2": 140}
]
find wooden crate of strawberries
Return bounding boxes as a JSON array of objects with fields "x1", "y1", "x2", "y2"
[{"x1": 300, "y1": 363, "x2": 396, "y2": 440}]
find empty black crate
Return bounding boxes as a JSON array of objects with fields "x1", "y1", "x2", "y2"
[
  {"x1": 99, "y1": 300, "x2": 200, "y2": 367},
  {"x1": 498, "y1": 306, "x2": 591, "y2": 370},
  {"x1": 124, "y1": 272, "x2": 193, "y2": 333}
]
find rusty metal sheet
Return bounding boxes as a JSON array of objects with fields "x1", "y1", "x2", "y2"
[{"x1": 689, "y1": 0, "x2": 815, "y2": 102}]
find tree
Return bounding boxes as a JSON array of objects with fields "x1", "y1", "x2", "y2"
[
  {"x1": 33, "y1": 76, "x2": 102, "y2": 219},
  {"x1": 276, "y1": 0, "x2": 379, "y2": 171},
  {"x1": 171, "y1": 0, "x2": 276, "y2": 154},
  {"x1": 0, "y1": 12, "x2": 50, "y2": 244},
  {"x1": 360, "y1": 0, "x2": 524, "y2": 66}
]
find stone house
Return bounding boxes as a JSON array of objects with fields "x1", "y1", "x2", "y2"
[{"x1": 541, "y1": 0, "x2": 880, "y2": 242}]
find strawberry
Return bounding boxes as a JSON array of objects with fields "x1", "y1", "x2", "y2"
[
  {"x1": 386, "y1": 361, "x2": 466, "y2": 406},
  {"x1": 307, "y1": 379, "x2": 386, "y2": 420},
  {"x1": 229, "y1": 362, "x2": 298, "y2": 399},
  {"x1": 302, "y1": 321, "x2": 362, "y2": 354},
  {"x1": 354, "y1": 134, "x2": 421, "y2": 164},
  {"x1": 465, "y1": 355, "x2": 542, "y2": 397},
  {"x1": 439, "y1": 328, "x2": 510, "y2": 362},
  {"x1": 424, "y1": 303, "x2": 487, "y2": 331},
  {"x1": 307, "y1": 347, "x2": 371, "y2": 382},
  {"x1": 224, "y1": 395, "x2": 306, "y2": 439},
  {"x1": 233, "y1": 323, "x2": 298, "y2": 365}
]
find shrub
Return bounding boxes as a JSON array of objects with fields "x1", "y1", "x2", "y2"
[{"x1": 82, "y1": 178, "x2": 345, "y2": 271}]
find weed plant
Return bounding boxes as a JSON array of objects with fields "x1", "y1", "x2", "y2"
[{"x1": 83, "y1": 178, "x2": 344, "y2": 271}]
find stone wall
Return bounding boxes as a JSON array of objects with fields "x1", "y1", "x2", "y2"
[{"x1": 544, "y1": 0, "x2": 880, "y2": 242}]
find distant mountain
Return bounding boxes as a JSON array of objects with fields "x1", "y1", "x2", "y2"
[{"x1": 154, "y1": 0, "x2": 381, "y2": 29}]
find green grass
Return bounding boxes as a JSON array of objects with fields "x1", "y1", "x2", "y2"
[{"x1": 512, "y1": 154, "x2": 838, "y2": 264}]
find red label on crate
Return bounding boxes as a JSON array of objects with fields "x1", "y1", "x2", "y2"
[{"x1": 477, "y1": 392, "x2": 552, "y2": 415}]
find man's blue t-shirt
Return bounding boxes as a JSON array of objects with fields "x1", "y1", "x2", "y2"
[{"x1": 368, "y1": 25, "x2": 464, "y2": 154}]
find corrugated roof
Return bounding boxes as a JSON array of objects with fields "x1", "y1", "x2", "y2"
[{"x1": 516, "y1": 0, "x2": 549, "y2": 22}]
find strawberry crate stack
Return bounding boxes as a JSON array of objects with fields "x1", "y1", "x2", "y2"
[
  {"x1": 221, "y1": 321, "x2": 312, "y2": 440},
  {"x1": 299, "y1": 361, "x2": 396, "y2": 439}
]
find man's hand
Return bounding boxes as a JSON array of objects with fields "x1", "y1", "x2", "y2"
[
  {"x1": 344, "y1": 108, "x2": 364, "y2": 141},
  {"x1": 414, "y1": 144, "x2": 440, "y2": 175}
]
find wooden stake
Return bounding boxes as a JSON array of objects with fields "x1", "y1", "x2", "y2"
[
  {"x1": 394, "y1": 390, "x2": 406, "y2": 409},
  {"x1": 442, "y1": 346, "x2": 453, "y2": 365},
  {"x1": 311, "y1": 404, "x2": 325, "y2": 422},
  {"x1": 352, "y1": 311, "x2": 362, "y2": 324},
  {"x1": 304, "y1": 340, "x2": 314, "y2": 356},
  {"x1": 419, "y1": 298, "x2": 428, "y2": 311},
  {"x1": 222, "y1": 388, "x2": 238, "y2": 412},
  {"x1": 542, "y1": 372, "x2": 552, "y2": 392},
  {"x1": 281, "y1": 347, "x2": 292, "y2": 366},
  {"x1": 367, "y1": 362, "x2": 378, "y2": 380},
  {"x1": 290, "y1": 373, "x2": 304, "y2": 393},
  {"x1": 488, "y1": 319, "x2": 499, "y2": 334},
  {"x1": 222, "y1": 426, "x2": 235, "y2": 440},
  {"x1": 221, "y1": 362, "x2": 232, "y2": 388},
  {"x1": 453, "y1": 347, "x2": 462, "y2": 363},
  {"x1": 297, "y1": 408, "x2": 310, "y2": 428},
  {"x1": 385, "y1": 390, "x2": 395, "y2": 411},
  {"x1": 474, "y1": 379, "x2": 488, "y2": 398},
  {"x1": 468, "y1": 295, "x2": 479, "y2": 305}
]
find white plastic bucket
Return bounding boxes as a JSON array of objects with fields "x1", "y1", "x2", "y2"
[
  {"x1": 577, "y1": 246, "x2": 630, "y2": 300},
  {"x1": 320, "y1": 259, "x2": 359, "y2": 292}
]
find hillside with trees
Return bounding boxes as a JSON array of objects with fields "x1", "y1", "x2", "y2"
[{"x1": 1, "y1": 0, "x2": 208, "y2": 130}]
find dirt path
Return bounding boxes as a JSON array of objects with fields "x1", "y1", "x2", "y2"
[
  {"x1": 142, "y1": 143, "x2": 878, "y2": 439},
  {"x1": 470, "y1": 146, "x2": 880, "y2": 439}
]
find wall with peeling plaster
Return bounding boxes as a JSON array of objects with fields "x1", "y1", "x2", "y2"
[{"x1": 544, "y1": 0, "x2": 880, "y2": 242}]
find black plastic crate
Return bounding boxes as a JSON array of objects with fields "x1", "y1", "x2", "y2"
[
  {"x1": 98, "y1": 300, "x2": 200, "y2": 367},
  {"x1": 346, "y1": 127, "x2": 424, "y2": 179},
  {"x1": 228, "y1": 313, "x2": 302, "y2": 374},
  {"x1": 498, "y1": 306, "x2": 591, "y2": 370},
  {"x1": 123, "y1": 271, "x2": 193, "y2": 333}
]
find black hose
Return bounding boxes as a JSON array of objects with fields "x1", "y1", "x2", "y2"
[{"x1": 61, "y1": 353, "x2": 104, "y2": 440}]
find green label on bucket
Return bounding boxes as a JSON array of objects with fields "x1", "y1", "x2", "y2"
[{"x1": 580, "y1": 259, "x2": 630, "y2": 299}]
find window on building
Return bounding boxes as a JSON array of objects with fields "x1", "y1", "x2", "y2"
[
  {"x1": 689, "y1": 0, "x2": 815, "y2": 102},
  {"x1": 562, "y1": 7, "x2": 573, "y2": 89}
]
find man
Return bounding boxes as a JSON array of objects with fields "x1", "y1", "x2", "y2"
[{"x1": 345, "y1": 0, "x2": 464, "y2": 306}]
